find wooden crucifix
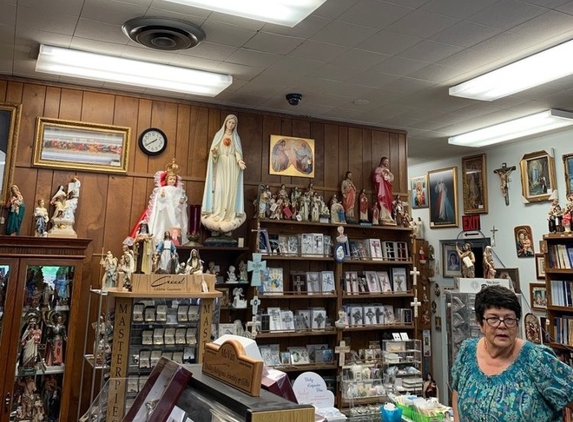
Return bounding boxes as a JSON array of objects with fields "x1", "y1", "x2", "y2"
[
  {"x1": 494, "y1": 162, "x2": 516, "y2": 206},
  {"x1": 335, "y1": 340, "x2": 351, "y2": 367}
]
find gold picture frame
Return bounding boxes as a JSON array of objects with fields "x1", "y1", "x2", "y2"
[
  {"x1": 461, "y1": 153, "x2": 488, "y2": 214},
  {"x1": 33, "y1": 117, "x2": 131, "y2": 174},
  {"x1": 530, "y1": 283, "x2": 547, "y2": 311},
  {"x1": 410, "y1": 174, "x2": 428, "y2": 209},
  {"x1": 0, "y1": 102, "x2": 22, "y2": 203},
  {"x1": 519, "y1": 150, "x2": 556, "y2": 203},
  {"x1": 428, "y1": 166, "x2": 458, "y2": 228},
  {"x1": 269, "y1": 135, "x2": 315, "y2": 178},
  {"x1": 563, "y1": 152, "x2": 573, "y2": 196}
]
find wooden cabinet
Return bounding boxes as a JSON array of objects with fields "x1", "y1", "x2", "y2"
[
  {"x1": 0, "y1": 236, "x2": 91, "y2": 422},
  {"x1": 543, "y1": 233, "x2": 573, "y2": 352},
  {"x1": 251, "y1": 219, "x2": 417, "y2": 408}
]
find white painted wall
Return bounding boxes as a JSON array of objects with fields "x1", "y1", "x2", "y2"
[{"x1": 408, "y1": 127, "x2": 573, "y2": 404}]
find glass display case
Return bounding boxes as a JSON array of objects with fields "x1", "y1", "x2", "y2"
[
  {"x1": 381, "y1": 339, "x2": 423, "y2": 395},
  {"x1": 0, "y1": 236, "x2": 91, "y2": 422}
]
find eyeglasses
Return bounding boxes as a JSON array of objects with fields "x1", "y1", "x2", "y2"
[{"x1": 482, "y1": 316, "x2": 519, "y2": 328}]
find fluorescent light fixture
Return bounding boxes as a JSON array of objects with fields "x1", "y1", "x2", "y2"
[
  {"x1": 163, "y1": 0, "x2": 327, "y2": 27},
  {"x1": 449, "y1": 39, "x2": 573, "y2": 101},
  {"x1": 448, "y1": 109, "x2": 573, "y2": 147},
  {"x1": 36, "y1": 44, "x2": 232, "y2": 97}
]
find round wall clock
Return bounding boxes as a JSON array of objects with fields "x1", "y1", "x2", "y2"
[{"x1": 138, "y1": 128, "x2": 167, "y2": 156}]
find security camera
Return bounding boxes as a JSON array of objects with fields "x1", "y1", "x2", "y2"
[{"x1": 286, "y1": 93, "x2": 302, "y2": 106}]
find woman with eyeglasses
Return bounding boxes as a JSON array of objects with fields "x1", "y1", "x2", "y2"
[{"x1": 451, "y1": 285, "x2": 573, "y2": 421}]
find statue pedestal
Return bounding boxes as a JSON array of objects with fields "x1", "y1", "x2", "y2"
[
  {"x1": 203, "y1": 231, "x2": 238, "y2": 247},
  {"x1": 47, "y1": 219, "x2": 77, "y2": 238}
]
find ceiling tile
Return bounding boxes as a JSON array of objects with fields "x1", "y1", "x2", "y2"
[
  {"x1": 262, "y1": 15, "x2": 331, "y2": 38},
  {"x1": 235, "y1": 80, "x2": 285, "y2": 97},
  {"x1": 382, "y1": 77, "x2": 437, "y2": 94},
  {"x1": 179, "y1": 41, "x2": 236, "y2": 61},
  {"x1": 308, "y1": 64, "x2": 362, "y2": 82},
  {"x1": 330, "y1": 48, "x2": 390, "y2": 70},
  {"x1": 215, "y1": 61, "x2": 265, "y2": 80},
  {"x1": 556, "y1": 1, "x2": 573, "y2": 14},
  {"x1": 420, "y1": 0, "x2": 498, "y2": 19},
  {"x1": 82, "y1": 0, "x2": 148, "y2": 25},
  {"x1": 398, "y1": 40, "x2": 462, "y2": 62},
  {"x1": 313, "y1": 0, "x2": 360, "y2": 19},
  {"x1": 429, "y1": 21, "x2": 501, "y2": 48},
  {"x1": 16, "y1": 6, "x2": 78, "y2": 35},
  {"x1": 310, "y1": 20, "x2": 378, "y2": 48},
  {"x1": 358, "y1": 31, "x2": 422, "y2": 55},
  {"x1": 372, "y1": 56, "x2": 430, "y2": 76},
  {"x1": 75, "y1": 19, "x2": 127, "y2": 44},
  {"x1": 345, "y1": 69, "x2": 401, "y2": 89},
  {"x1": 70, "y1": 37, "x2": 126, "y2": 55},
  {"x1": 290, "y1": 40, "x2": 348, "y2": 63},
  {"x1": 383, "y1": 0, "x2": 433, "y2": 8},
  {"x1": 385, "y1": 10, "x2": 460, "y2": 38},
  {"x1": 206, "y1": 12, "x2": 266, "y2": 31},
  {"x1": 0, "y1": 25, "x2": 15, "y2": 44},
  {"x1": 468, "y1": 0, "x2": 546, "y2": 30},
  {"x1": 408, "y1": 64, "x2": 463, "y2": 83},
  {"x1": 224, "y1": 48, "x2": 282, "y2": 68},
  {"x1": 243, "y1": 32, "x2": 304, "y2": 55},
  {"x1": 509, "y1": 10, "x2": 573, "y2": 39},
  {"x1": 18, "y1": 0, "x2": 83, "y2": 15},
  {"x1": 524, "y1": 0, "x2": 571, "y2": 7},
  {"x1": 0, "y1": 4, "x2": 16, "y2": 26},
  {"x1": 199, "y1": 20, "x2": 257, "y2": 47},
  {"x1": 337, "y1": 0, "x2": 413, "y2": 29}
]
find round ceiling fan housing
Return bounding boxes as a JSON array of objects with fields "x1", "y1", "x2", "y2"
[{"x1": 122, "y1": 17, "x2": 206, "y2": 51}]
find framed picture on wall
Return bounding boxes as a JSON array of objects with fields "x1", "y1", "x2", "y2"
[
  {"x1": 269, "y1": 135, "x2": 315, "y2": 178},
  {"x1": 535, "y1": 254, "x2": 545, "y2": 279},
  {"x1": 519, "y1": 150, "x2": 556, "y2": 203},
  {"x1": 410, "y1": 174, "x2": 428, "y2": 209},
  {"x1": 530, "y1": 283, "x2": 548, "y2": 311},
  {"x1": 442, "y1": 243, "x2": 461, "y2": 278},
  {"x1": 461, "y1": 154, "x2": 488, "y2": 214},
  {"x1": 563, "y1": 153, "x2": 573, "y2": 196},
  {"x1": 428, "y1": 166, "x2": 458, "y2": 228},
  {"x1": 497, "y1": 268, "x2": 520, "y2": 293}
]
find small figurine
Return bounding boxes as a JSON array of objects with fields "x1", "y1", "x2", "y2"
[
  {"x1": 335, "y1": 310, "x2": 348, "y2": 329},
  {"x1": 185, "y1": 249, "x2": 203, "y2": 274},
  {"x1": 330, "y1": 195, "x2": 346, "y2": 224},
  {"x1": 34, "y1": 199, "x2": 49, "y2": 237},
  {"x1": 238, "y1": 260, "x2": 248, "y2": 282},
  {"x1": 6, "y1": 184, "x2": 25, "y2": 235},
  {"x1": 341, "y1": 171, "x2": 357, "y2": 223},
  {"x1": 100, "y1": 251, "x2": 118, "y2": 290},
  {"x1": 483, "y1": 245, "x2": 496, "y2": 279},
  {"x1": 456, "y1": 243, "x2": 475, "y2": 278},
  {"x1": 232, "y1": 287, "x2": 247, "y2": 308},
  {"x1": 207, "y1": 261, "x2": 218, "y2": 275},
  {"x1": 548, "y1": 195, "x2": 563, "y2": 233},
  {"x1": 563, "y1": 193, "x2": 573, "y2": 232},
  {"x1": 359, "y1": 189, "x2": 369, "y2": 222},
  {"x1": 154, "y1": 231, "x2": 177, "y2": 273},
  {"x1": 227, "y1": 265, "x2": 238, "y2": 283}
]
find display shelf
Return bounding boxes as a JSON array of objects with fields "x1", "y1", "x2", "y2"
[
  {"x1": 256, "y1": 330, "x2": 337, "y2": 338},
  {"x1": 84, "y1": 354, "x2": 109, "y2": 369},
  {"x1": 342, "y1": 292, "x2": 414, "y2": 299},
  {"x1": 543, "y1": 233, "x2": 573, "y2": 352}
]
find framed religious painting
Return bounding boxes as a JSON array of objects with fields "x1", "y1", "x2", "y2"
[
  {"x1": 33, "y1": 117, "x2": 131, "y2": 174},
  {"x1": 519, "y1": 149, "x2": 556, "y2": 203},
  {"x1": 410, "y1": 174, "x2": 428, "y2": 209},
  {"x1": 442, "y1": 242, "x2": 461, "y2": 278},
  {"x1": 530, "y1": 283, "x2": 548, "y2": 311},
  {"x1": 428, "y1": 166, "x2": 458, "y2": 228},
  {"x1": 563, "y1": 152, "x2": 573, "y2": 196},
  {"x1": 535, "y1": 254, "x2": 545, "y2": 280},
  {"x1": 269, "y1": 135, "x2": 315, "y2": 178},
  {"x1": 461, "y1": 154, "x2": 488, "y2": 214}
]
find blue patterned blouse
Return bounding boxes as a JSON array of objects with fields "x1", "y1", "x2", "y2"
[{"x1": 451, "y1": 338, "x2": 573, "y2": 422}]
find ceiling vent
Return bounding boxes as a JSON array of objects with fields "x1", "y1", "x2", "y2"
[{"x1": 122, "y1": 17, "x2": 206, "y2": 51}]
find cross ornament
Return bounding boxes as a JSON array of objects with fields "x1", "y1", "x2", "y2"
[
  {"x1": 335, "y1": 340, "x2": 351, "y2": 367},
  {"x1": 250, "y1": 295, "x2": 260, "y2": 315},
  {"x1": 247, "y1": 253, "x2": 267, "y2": 286},
  {"x1": 293, "y1": 276, "x2": 305, "y2": 293},
  {"x1": 490, "y1": 226, "x2": 498, "y2": 247},
  {"x1": 410, "y1": 267, "x2": 420, "y2": 287},
  {"x1": 245, "y1": 316, "x2": 258, "y2": 338},
  {"x1": 410, "y1": 297, "x2": 422, "y2": 318}
]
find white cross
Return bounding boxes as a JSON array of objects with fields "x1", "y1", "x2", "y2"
[
  {"x1": 250, "y1": 295, "x2": 260, "y2": 314},
  {"x1": 410, "y1": 297, "x2": 422, "y2": 318},
  {"x1": 245, "y1": 316, "x2": 258, "y2": 338},
  {"x1": 335, "y1": 340, "x2": 350, "y2": 367},
  {"x1": 410, "y1": 267, "x2": 420, "y2": 287},
  {"x1": 490, "y1": 226, "x2": 498, "y2": 246},
  {"x1": 247, "y1": 253, "x2": 267, "y2": 287}
]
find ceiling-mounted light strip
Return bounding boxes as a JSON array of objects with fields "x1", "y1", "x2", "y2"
[
  {"x1": 36, "y1": 44, "x2": 232, "y2": 97},
  {"x1": 163, "y1": 0, "x2": 327, "y2": 27},
  {"x1": 449, "y1": 39, "x2": 573, "y2": 101},
  {"x1": 448, "y1": 109, "x2": 573, "y2": 147}
]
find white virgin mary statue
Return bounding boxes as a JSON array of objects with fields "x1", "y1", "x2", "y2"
[{"x1": 201, "y1": 114, "x2": 247, "y2": 234}]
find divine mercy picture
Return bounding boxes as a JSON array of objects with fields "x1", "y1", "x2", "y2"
[{"x1": 428, "y1": 167, "x2": 458, "y2": 228}]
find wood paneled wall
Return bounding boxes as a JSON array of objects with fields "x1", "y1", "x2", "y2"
[{"x1": 0, "y1": 75, "x2": 407, "y2": 414}]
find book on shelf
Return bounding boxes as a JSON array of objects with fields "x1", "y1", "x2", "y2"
[
  {"x1": 363, "y1": 305, "x2": 377, "y2": 325},
  {"x1": 295, "y1": 309, "x2": 311, "y2": 331},
  {"x1": 313, "y1": 233, "x2": 324, "y2": 256},
  {"x1": 395, "y1": 241, "x2": 409, "y2": 261},
  {"x1": 306, "y1": 344, "x2": 329, "y2": 363},
  {"x1": 310, "y1": 308, "x2": 327, "y2": 329},
  {"x1": 365, "y1": 271, "x2": 380, "y2": 292},
  {"x1": 280, "y1": 310, "x2": 295, "y2": 330},
  {"x1": 301, "y1": 233, "x2": 314, "y2": 256},
  {"x1": 259, "y1": 344, "x2": 281, "y2": 366},
  {"x1": 287, "y1": 235, "x2": 299, "y2": 256},
  {"x1": 288, "y1": 346, "x2": 310, "y2": 365},
  {"x1": 349, "y1": 305, "x2": 364, "y2": 326},
  {"x1": 391, "y1": 267, "x2": 407, "y2": 292},
  {"x1": 268, "y1": 307, "x2": 282, "y2": 331},
  {"x1": 382, "y1": 241, "x2": 396, "y2": 260},
  {"x1": 291, "y1": 271, "x2": 307, "y2": 294},
  {"x1": 377, "y1": 271, "x2": 392, "y2": 293},
  {"x1": 369, "y1": 238, "x2": 383, "y2": 260},
  {"x1": 320, "y1": 271, "x2": 335, "y2": 293},
  {"x1": 261, "y1": 267, "x2": 284, "y2": 295},
  {"x1": 306, "y1": 271, "x2": 321, "y2": 294}
]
